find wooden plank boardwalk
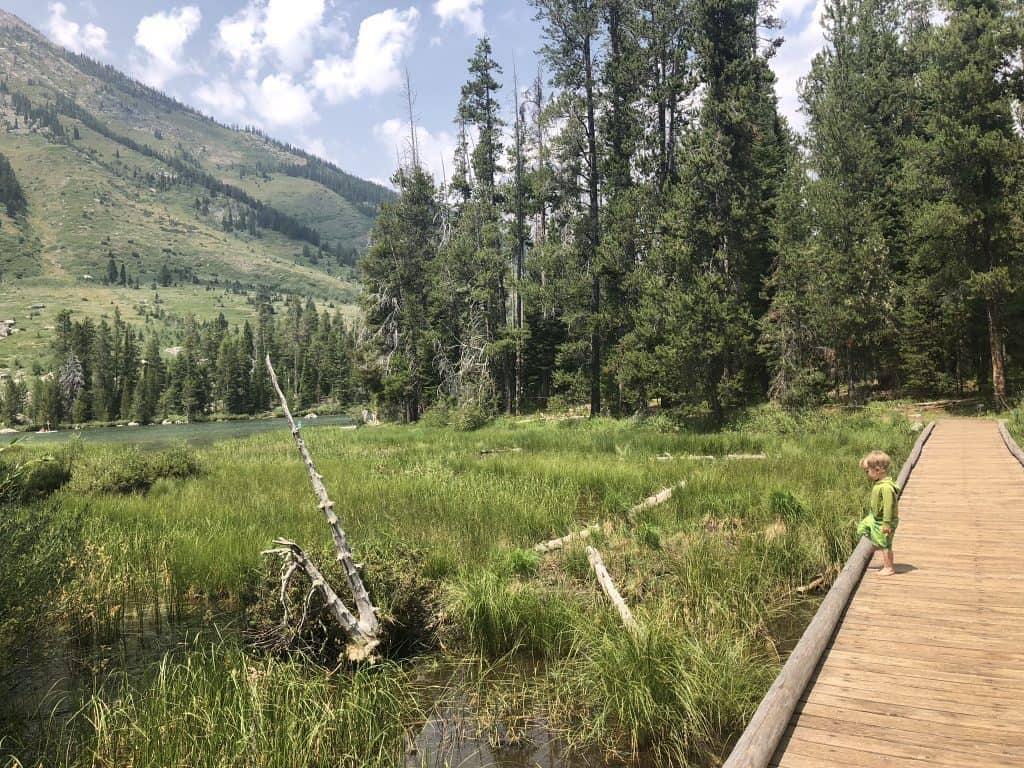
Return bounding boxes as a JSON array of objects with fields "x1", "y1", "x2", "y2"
[{"x1": 771, "y1": 420, "x2": 1024, "y2": 767}]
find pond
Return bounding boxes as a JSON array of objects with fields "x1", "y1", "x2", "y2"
[{"x1": 10, "y1": 414, "x2": 355, "y2": 450}]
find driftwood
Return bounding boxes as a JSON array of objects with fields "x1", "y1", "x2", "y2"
[
  {"x1": 535, "y1": 525, "x2": 599, "y2": 553},
  {"x1": 586, "y1": 546, "x2": 639, "y2": 635},
  {"x1": 654, "y1": 453, "x2": 767, "y2": 461},
  {"x1": 535, "y1": 482, "x2": 684, "y2": 554},
  {"x1": 625, "y1": 481, "x2": 685, "y2": 523},
  {"x1": 263, "y1": 355, "x2": 381, "y2": 661}
]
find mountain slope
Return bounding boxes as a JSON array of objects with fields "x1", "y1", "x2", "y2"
[{"x1": 0, "y1": 9, "x2": 389, "y2": 371}]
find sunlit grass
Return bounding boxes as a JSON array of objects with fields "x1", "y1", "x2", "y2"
[{"x1": 5, "y1": 406, "x2": 915, "y2": 766}]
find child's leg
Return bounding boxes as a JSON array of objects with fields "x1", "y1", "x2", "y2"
[
  {"x1": 878, "y1": 548, "x2": 895, "y2": 576},
  {"x1": 867, "y1": 545, "x2": 882, "y2": 569}
]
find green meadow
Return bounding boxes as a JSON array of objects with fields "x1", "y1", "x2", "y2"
[{"x1": 1, "y1": 407, "x2": 915, "y2": 767}]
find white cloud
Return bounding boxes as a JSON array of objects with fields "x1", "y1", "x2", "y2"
[
  {"x1": 48, "y1": 2, "x2": 108, "y2": 55},
  {"x1": 770, "y1": 0, "x2": 827, "y2": 131},
  {"x1": 134, "y1": 6, "x2": 202, "y2": 88},
  {"x1": 433, "y1": 0, "x2": 484, "y2": 36},
  {"x1": 246, "y1": 74, "x2": 317, "y2": 128},
  {"x1": 217, "y1": 4, "x2": 263, "y2": 74},
  {"x1": 195, "y1": 79, "x2": 248, "y2": 118},
  {"x1": 312, "y1": 8, "x2": 419, "y2": 103},
  {"x1": 373, "y1": 118, "x2": 456, "y2": 183},
  {"x1": 264, "y1": 0, "x2": 326, "y2": 70},
  {"x1": 215, "y1": 0, "x2": 330, "y2": 74}
]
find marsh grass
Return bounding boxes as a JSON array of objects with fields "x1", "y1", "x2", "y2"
[
  {"x1": 5, "y1": 406, "x2": 914, "y2": 766},
  {"x1": 53, "y1": 641, "x2": 420, "y2": 768}
]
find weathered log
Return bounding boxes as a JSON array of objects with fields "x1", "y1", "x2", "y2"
[
  {"x1": 626, "y1": 481, "x2": 685, "y2": 521},
  {"x1": 721, "y1": 421, "x2": 936, "y2": 768},
  {"x1": 479, "y1": 447, "x2": 523, "y2": 455},
  {"x1": 586, "y1": 546, "x2": 639, "y2": 635},
  {"x1": 535, "y1": 525, "x2": 599, "y2": 553},
  {"x1": 653, "y1": 453, "x2": 766, "y2": 461},
  {"x1": 998, "y1": 421, "x2": 1024, "y2": 468},
  {"x1": 795, "y1": 573, "x2": 826, "y2": 595},
  {"x1": 264, "y1": 355, "x2": 381, "y2": 659},
  {"x1": 535, "y1": 482, "x2": 684, "y2": 553}
]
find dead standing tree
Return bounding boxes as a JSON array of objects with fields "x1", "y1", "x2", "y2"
[{"x1": 262, "y1": 355, "x2": 382, "y2": 661}]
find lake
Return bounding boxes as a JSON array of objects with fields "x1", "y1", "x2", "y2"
[{"x1": 11, "y1": 414, "x2": 355, "y2": 450}]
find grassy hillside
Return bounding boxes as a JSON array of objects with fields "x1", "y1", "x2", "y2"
[{"x1": 0, "y1": 9, "x2": 389, "y2": 373}]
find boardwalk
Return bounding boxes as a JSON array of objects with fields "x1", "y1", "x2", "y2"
[{"x1": 772, "y1": 420, "x2": 1024, "y2": 767}]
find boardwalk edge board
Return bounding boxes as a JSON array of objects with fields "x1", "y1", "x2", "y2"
[
  {"x1": 721, "y1": 421, "x2": 936, "y2": 768},
  {"x1": 997, "y1": 421, "x2": 1024, "y2": 468}
]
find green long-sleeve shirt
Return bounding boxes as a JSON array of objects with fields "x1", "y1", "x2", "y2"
[{"x1": 869, "y1": 477, "x2": 899, "y2": 525}]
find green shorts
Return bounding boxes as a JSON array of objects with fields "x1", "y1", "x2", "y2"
[{"x1": 858, "y1": 514, "x2": 897, "y2": 549}]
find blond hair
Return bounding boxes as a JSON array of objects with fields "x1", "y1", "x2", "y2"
[{"x1": 859, "y1": 450, "x2": 891, "y2": 471}]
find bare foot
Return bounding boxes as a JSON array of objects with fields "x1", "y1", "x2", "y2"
[{"x1": 876, "y1": 568, "x2": 895, "y2": 577}]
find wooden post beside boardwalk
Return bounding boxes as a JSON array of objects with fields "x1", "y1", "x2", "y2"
[{"x1": 725, "y1": 420, "x2": 1024, "y2": 768}]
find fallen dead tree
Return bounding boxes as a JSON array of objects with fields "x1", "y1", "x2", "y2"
[
  {"x1": 535, "y1": 525, "x2": 600, "y2": 553},
  {"x1": 654, "y1": 453, "x2": 767, "y2": 461},
  {"x1": 587, "y1": 546, "x2": 640, "y2": 635},
  {"x1": 625, "y1": 480, "x2": 685, "y2": 522},
  {"x1": 535, "y1": 481, "x2": 685, "y2": 553},
  {"x1": 261, "y1": 356, "x2": 382, "y2": 661}
]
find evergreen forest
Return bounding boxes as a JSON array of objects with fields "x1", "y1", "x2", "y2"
[
  {"x1": 1, "y1": 298, "x2": 357, "y2": 426},
  {"x1": 359, "y1": 0, "x2": 1024, "y2": 422}
]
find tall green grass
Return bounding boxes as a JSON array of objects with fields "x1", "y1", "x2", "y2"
[
  {"x1": 57, "y1": 642, "x2": 419, "y2": 768},
  {"x1": 4, "y1": 405, "x2": 914, "y2": 766}
]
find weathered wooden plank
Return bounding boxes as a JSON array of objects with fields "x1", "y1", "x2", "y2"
[
  {"x1": 799, "y1": 689, "x2": 1024, "y2": 737},
  {"x1": 791, "y1": 705, "x2": 1024, "y2": 756}
]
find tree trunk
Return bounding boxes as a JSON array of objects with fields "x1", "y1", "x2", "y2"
[
  {"x1": 987, "y1": 299, "x2": 1008, "y2": 408},
  {"x1": 584, "y1": 31, "x2": 601, "y2": 419}
]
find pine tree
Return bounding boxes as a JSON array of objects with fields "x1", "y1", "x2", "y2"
[
  {"x1": 625, "y1": 0, "x2": 788, "y2": 421},
  {"x1": 532, "y1": 0, "x2": 604, "y2": 416},
  {"x1": 458, "y1": 38, "x2": 505, "y2": 197},
  {"x1": 133, "y1": 336, "x2": 164, "y2": 423},
  {"x1": 901, "y1": 0, "x2": 1023, "y2": 405},
  {"x1": 762, "y1": 0, "x2": 912, "y2": 403},
  {"x1": 360, "y1": 165, "x2": 440, "y2": 421},
  {"x1": 90, "y1": 320, "x2": 116, "y2": 421}
]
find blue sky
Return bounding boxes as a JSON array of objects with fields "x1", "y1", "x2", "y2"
[{"x1": 2, "y1": 0, "x2": 829, "y2": 185}]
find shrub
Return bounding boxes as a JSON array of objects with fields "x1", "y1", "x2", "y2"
[
  {"x1": 418, "y1": 400, "x2": 452, "y2": 427},
  {"x1": 450, "y1": 402, "x2": 493, "y2": 432},
  {"x1": 70, "y1": 444, "x2": 201, "y2": 495}
]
